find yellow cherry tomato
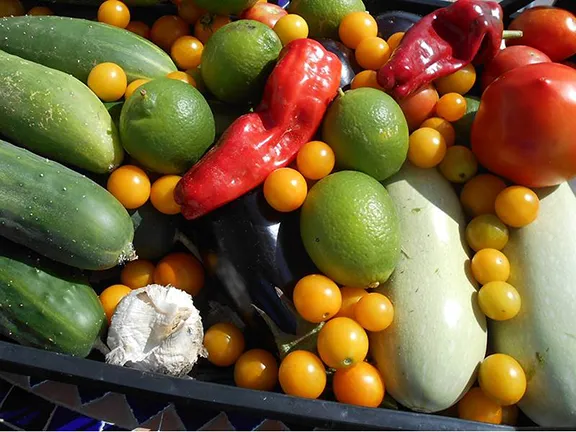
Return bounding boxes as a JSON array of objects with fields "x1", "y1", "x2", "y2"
[
  {"x1": 351, "y1": 70, "x2": 384, "y2": 90},
  {"x1": 167, "y1": 71, "x2": 197, "y2": 86},
  {"x1": 434, "y1": 64, "x2": 477, "y2": 95},
  {"x1": 194, "y1": 13, "x2": 231, "y2": 44},
  {"x1": 27, "y1": 6, "x2": 53, "y2": 15},
  {"x1": 126, "y1": 21, "x2": 150, "y2": 39},
  {"x1": 204, "y1": 322, "x2": 245, "y2": 367},
  {"x1": 1, "y1": 0, "x2": 25, "y2": 17},
  {"x1": 170, "y1": 35, "x2": 204, "y2": 70},
  {"x1": 150, "y1": 175, "x2": 182, "y2": 215},
  {"x1": 154, "y1": 252, "x2": 204, "y2": 296},
  {"x1": 151, "y1": 15, "x2": 190, "y2": 51},
  {"x1": 317, "y1": 317, "x2": 369, "y2": 369},
  {"x1": 293, "y1": 274, "x2": 342, "y2": 323},
  {"x1": 296, "y1": 141, "x2": 335, "y2": 180},
  {"x1": 420, "y1": 117, "x2": 455, "y2": 147},
  {"x1": 407, "y1": 127, "x2": 447, "y2": 168},
  {"x1": 338, "y1": 11, "x2": 378, "y2": 49},
  {"x1": 458, "y1": 387, "x2": 503, "y2": 424},
  {"x1": 107, "y1": 165, "x2": 151, "y2": 209},
  {"x1": 478, "y1": 281, "x2": 521, "y2": 321},
  {"x1": 436, "y1": 92, "x2": 467, "y2": 122},
  {"x1": 479, "y1": 354, "x2": 527, "y2": 406},
  {"x1": 335, "y1": 287, "x2": 368, "y2": 319},
  {"x1": 97, "y1": 0, "x2": 130, "y2": 29},
  {"x1": 274, "y1": 14, "x2": 309, "y2": 46},
  {"x1": 387, "y1": 32, "x2": 404, "y2": 52},
  {"x1": 234, "y1": 349, "x2": 278, "y2": 391},
  {"x1": 466, "y1": 214, "x2": 509, "y2": 251},
  {"x1": 471, "y1": 248, "x2": 510, "y2": 285},
  {"x1": 120, "y1": 259, "x2": 156, "y2": 289},
  {"x1": 495, "y1": 186, "x2": 540, "y2": 228},
  {"x1": 88, "y1": 62, "x2": 128, "y2": 102},
  {"x1": 178, "y1": 0, "x2": 205, "y2": 24},
  {"x1": 279, "y1": 350, "x2": 326, "y2": 399},
  {"x1": 353, "y1": 292, "x2": 394, "y2": 332},
  {"x1": 460, "y1": 174, "x2": 507, "y2": 217},
  {"x1": 355, "y1": 37, "x2": 391, "y2": 70},
  {"x1": 263, "y1": 168, "x2": 308, "y2": 212},
  {"x1": 125, "y1": 79, "x2": 150, "y2": 100},
  {"x1": 333, "y1": 361, "x2": 385, "y2": 408},
  {"x1": 438, "y1": 145, "x2": 478, "y2": 183},
  {"x1": 99, "y1": 284, "x2": 132, "y2": 323}
]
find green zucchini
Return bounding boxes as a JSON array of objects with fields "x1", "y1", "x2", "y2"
[
  {"x1": 0, "y1": 50, "x2": 124, "y2": 174},
  {"x1": 0, "y1": 16, "x2": 177, "y2": 83},
  {"x1": 0, "y1": 139, "x2": 136, "y2": 271},
  {"x1": 0, "y1": 239, "x2": 106, "y2": 358}
]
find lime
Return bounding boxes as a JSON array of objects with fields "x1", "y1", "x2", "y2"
[
  {"x1": 300, "y1": 170, "x2": 401, "y2": 288},
  {"x1": 193, "y1": 0, "x2": 258, "y2": 15},
  {"x1": 453, "y1": 96, "x2": 480, "y2": 146},
  {"x1": 288, "y1": 0, "x2": 366, "y2": 39},
  {"x1": 201, "y1": 20, "x2": 282, "y2": 104},
  {"x1": 322, "y1": 88, "x2": 409, "y2": 182},
  {"x1": 119, "y1": 78, "x2": 215, "y2": 175}
]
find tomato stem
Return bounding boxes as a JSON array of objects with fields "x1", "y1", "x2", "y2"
[{"x1": 502, "y1": 30, "x2": 523, "y2": 40}]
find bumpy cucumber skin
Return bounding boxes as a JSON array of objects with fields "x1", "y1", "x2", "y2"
[
  {"x1": 0, "y1": 16, "x2": 177, "y2": 82},
  {"x1": 0, "y1": 240, "x2": 106, "y2": 358},
  {"x1": 0, "y1": 140, "x2": 136, "y2": 271},
  {"x1": 0, "y1": 50, "x2": 124, "y2": 174}
]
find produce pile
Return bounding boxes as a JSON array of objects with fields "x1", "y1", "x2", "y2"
[{"x1": 1, "y1": 0, "x2": 576, "y2": 428}]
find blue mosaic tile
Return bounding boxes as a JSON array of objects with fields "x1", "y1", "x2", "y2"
[
  {"x1": 29, "y1": 376, "x2": 49, "y2": 388},
  {"x1": 47, "y1": 407, "x2": 116, "y2": 431},
  {"x1": 172, "y1": 403, "x2": 221, "y2": 430},
  {"x1": 226, "y1": 411, "x2": 266, "y2": 431},
  {"x1": 0, "y1": 386, "x2": 54, "y2": 430},
  {"x1": 77, "y1": 387, "x2": 111, "y2": 406},
  {"x1": 0, "y1": 380, "x2": 13, "y2": 406},
  {"x1": 124, "y1": 395, "x2": 169, "y2": 425}
]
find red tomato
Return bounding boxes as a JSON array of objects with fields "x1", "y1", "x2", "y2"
[
  {"x1": 241, "y1": 2, "x2": 287, "y2": 29},
  {"x1": 481, "y1": 45, "x2": 551, "y2": 91},
  {"x1": 471, "y1": 62, "x2": 576, "y2": 188},
  {"x1": 508, "y1": 6, "x2": 576, "y2": 62}
]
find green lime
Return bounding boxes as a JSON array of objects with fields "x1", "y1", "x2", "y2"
[
  {"x1": 288, "y1": 0, "x2": 366, "y2": 39},
  {"x1": 119, "y1": 78, "x2": 215, "y2": 175},
  {"x1": 453, "y1": 96, "x2": 480, "y2": 146},
  {"x1": 300, "y1": 170, "x2": 401, "y2": 288},
  {"x1": 193, "y1": 0, "x2": 258, "y2": 15},
  {"x1": 201, "y1": 20, "x2": 282, "y2": 105},
  {"x1": 322, "y1": 88, "x2": 409, "y2": 182}
]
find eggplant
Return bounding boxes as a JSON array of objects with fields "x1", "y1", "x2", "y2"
[
  {"x1": 374, "y1": 11, "x2": 422, "y2": 40},
  {"x1": 315, "y1": 39, "x2": 357, "y2": 88},
  {"x1": 184, "y1": 186, "x2": 318, "y2": 336}
]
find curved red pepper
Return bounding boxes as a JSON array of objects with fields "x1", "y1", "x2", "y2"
[
  {"x1": 175, "y1": 38, "x2": 342, "y2": 220},
  {"x1": 377, "y1": 0, "x2": 504, "y2": 100}
]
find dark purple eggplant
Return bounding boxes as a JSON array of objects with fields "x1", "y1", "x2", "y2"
[
  {"x1": 315, "y1": 38, "x2": 358, "y2": 88},
  {"x1": 374, "y1": 10, "x2": 421, "y2": 40},
  {"x1": 184, "y1": 186, "x2": 318, "y2": 336}
]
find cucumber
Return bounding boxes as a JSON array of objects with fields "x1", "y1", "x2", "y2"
[
  {"x1": 0, "y1": 139, "x2": 136, "y2": 271},
  {"x1": 490, "y1": 182, "x2": 576, "y2": 427},
  {"x1": 45, "y1": 0, "x2": 167, "y2": 5},
  {"x1": 130, "y1": 203, "x2": 181, "y2": 261},
  {"x1": 0, "y1": 239, "x2": 106, "y2": 358},
  {"x1": 0, "y1": 50, "x2": 124, "y2": 174},
  {"x1": 370, "y1": 162, "x2": 487, "y2": 413},
  {"x1": 0, "y1": 16, "x2": 177, "y2": 83}
]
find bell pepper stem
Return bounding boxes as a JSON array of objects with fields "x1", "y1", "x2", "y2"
[
  {"x1": 338, "y1": 88, "x2": 345, "y2": 98},
  {"x1": 502, "y1": 30, "x2": 523, "y2": 40}
]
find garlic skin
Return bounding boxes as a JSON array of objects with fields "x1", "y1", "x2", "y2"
[{"x1": 105, "y1": 284, "x2": 207, "y2": 377}]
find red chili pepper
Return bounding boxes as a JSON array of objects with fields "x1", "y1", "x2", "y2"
[
  {"x1": 175, "y1": 39, "x2": 342, "y2": 220},
  {"x1": 377, "y1": 0, "x2": 504, "y2": 100}
]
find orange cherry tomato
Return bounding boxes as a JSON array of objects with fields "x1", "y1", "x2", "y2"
[
  {"x1": 87, "y1": 62, "x2": 128, "y2": 102},
  {"x1": 478, "y1": 281, "x2": 521, "y2": 321},
  {"x1": 27, "y1": 6, "x2": 53, "y2": 15},
  {"x1": 438, "y1": 145, "x2": 478, "y2": 183},
  {"x1": 273, "y1": 14, "x2": 309, "y2": 46},
  {"x1": 465, "y1": 214, "x2": 509, "y2": 252},
  {"x1": 296, "y1": 141, "x2": 335, "y2": 180},
  {"x1": 1, "y1": 0, "x2": 24, "y2": 17},
  {"x1": 407, "y1": 127, "x2": 447, "y2": 168},
  {"x1": 458, "y1": 387, "x2": 503, "y2": 424},
  {"x1": 166, "y1": 71, "x2": 197, "y2": 86},
  {"x1": 279, "y1": 350, "x2": 326, "y2": 399},
  {"x1": 354, "y1": 292, "x2": 394, "y2": 332},
  {"x1": 97, "y1": 0, "x2": 130, "y2": 29},
  {"x1": 126, "y1": 21, "x2": 150, "y2": 39},
  {"x1": 471, "y1": 248, "x2": 511, "y2": 285},
  {"x1": 317, "y1": 317, "x2": 369, "y2": 369},
  {"x1": 434, "y1": 64, "x2": 477, "y2": 96},
  {"x1": 460, "y1": 174, "x2": 507, "y2": 217},
  {"x1": 107, "y1": 165, "x2": 151, "y2": 209},
  {"x1": 387, "y1": 32, "x2": 404, "y2": 52},
  {"x1": 335, "y1": 287, "x2": 368, "y2": 319},
  {"x1": 120, "y1": 259, "x2": 156, "y2": 289},
  {"x1": 153, "y1": 252, "x2": 205, "y2": 296},
  {"x1": 351, "y1": 70, "x2": 384, "y2": 91},
  {"x1": 203, "y1": 322, "x2": 245, "y2": 367},
  {"x1": 194, "y1": 13, "x2": 231, "y2": 44},
  {"x1": 171, "y1": 35, "x2": 204, "y2": 70},
  {"x1": 399, "y1": 84, "x2": 439, "y2": 131},
  {"x1": 495, "y1": 186, "x2": 540, "y2": 228},
  {"x1": 478, "y1": 353, "x2": 527, "y2": 406},
  {"x1": 178, "y1": 0, "x2": 205, "y2": 24},
  {"x1": 293, "y1": 274, "x2": 342, "y2": 323},
  {"x1": 355, "y1": 37, "x2": 391, "y2": 70},
  {"x1": 151, "y1": 15, "x2": 190, "y2": 51},
  {"x1": 338, "y1": 11, "x2": 378, "y2": 50},
  {"x1": 333, "y1": 361, "x2": 385, "y2": 408},
  {"x1": 234, "y1": 349, "x2": 278, "y2": 391},
  {"x1": 420, "y1": 117, "x2": 455, "y2": 147},
  {"x1": 263, "y1": 168, "x2": 308, "y2": 212},
  {"x1": 125, "y1": 79, "x2": 150, "y2": 100},
  {"x1": 99, "y1": 284, "x2": 132, "y2": 323},
  {"x1": 436, "y1": 93, "x2": 467, "y2": 122},
  {"x1": 150, "y1": 175, "x2": 182, "y2": 215}
]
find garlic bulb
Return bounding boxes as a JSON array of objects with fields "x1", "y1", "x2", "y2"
[{"x1": 105, "y1": 284, "x2": 207, "y2": 377}]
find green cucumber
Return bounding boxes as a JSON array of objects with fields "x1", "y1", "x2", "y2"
[
  {"x1": 0, "y1": 16, "x2": 177, "y2": 83},
  {"x1": 0, "y1": 239, "x2": 106, "y2": 358},
  {"x1": 45, "y1": 0, "x2": 167, "y2": 5},
  {"x1": 130, "y1": 203, "x2": 181, "y2": 261},
  {"x1": 0, "y1": 139, "x2": 136, "y2": 271},
  {"x1": 0, "y1": 50, "x2": 124, "y2": 174}
]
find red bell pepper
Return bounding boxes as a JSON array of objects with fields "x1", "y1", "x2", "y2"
[{"x1": 175, "y1": 38, "x2": 342, "y2": 220}]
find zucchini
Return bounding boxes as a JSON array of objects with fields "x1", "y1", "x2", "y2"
[
  {"x1": 0, "y1": 239, "x2": 106, "y2": 358},
  {"x1": 491, "y1": 182, "x2": 576, "y2": 427},
  {"x1": 0, "y1": 16, "x2": 177, "y2": 83},
  {"x1": 0, "y1": 50, "x2": 123, "y2": 174},
  {"x1": 0, "y1": 139, "x2": 136, "y2": 271},
  {"x1": 370, "y1": 162, "x2": 487, "y2": 413}
]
